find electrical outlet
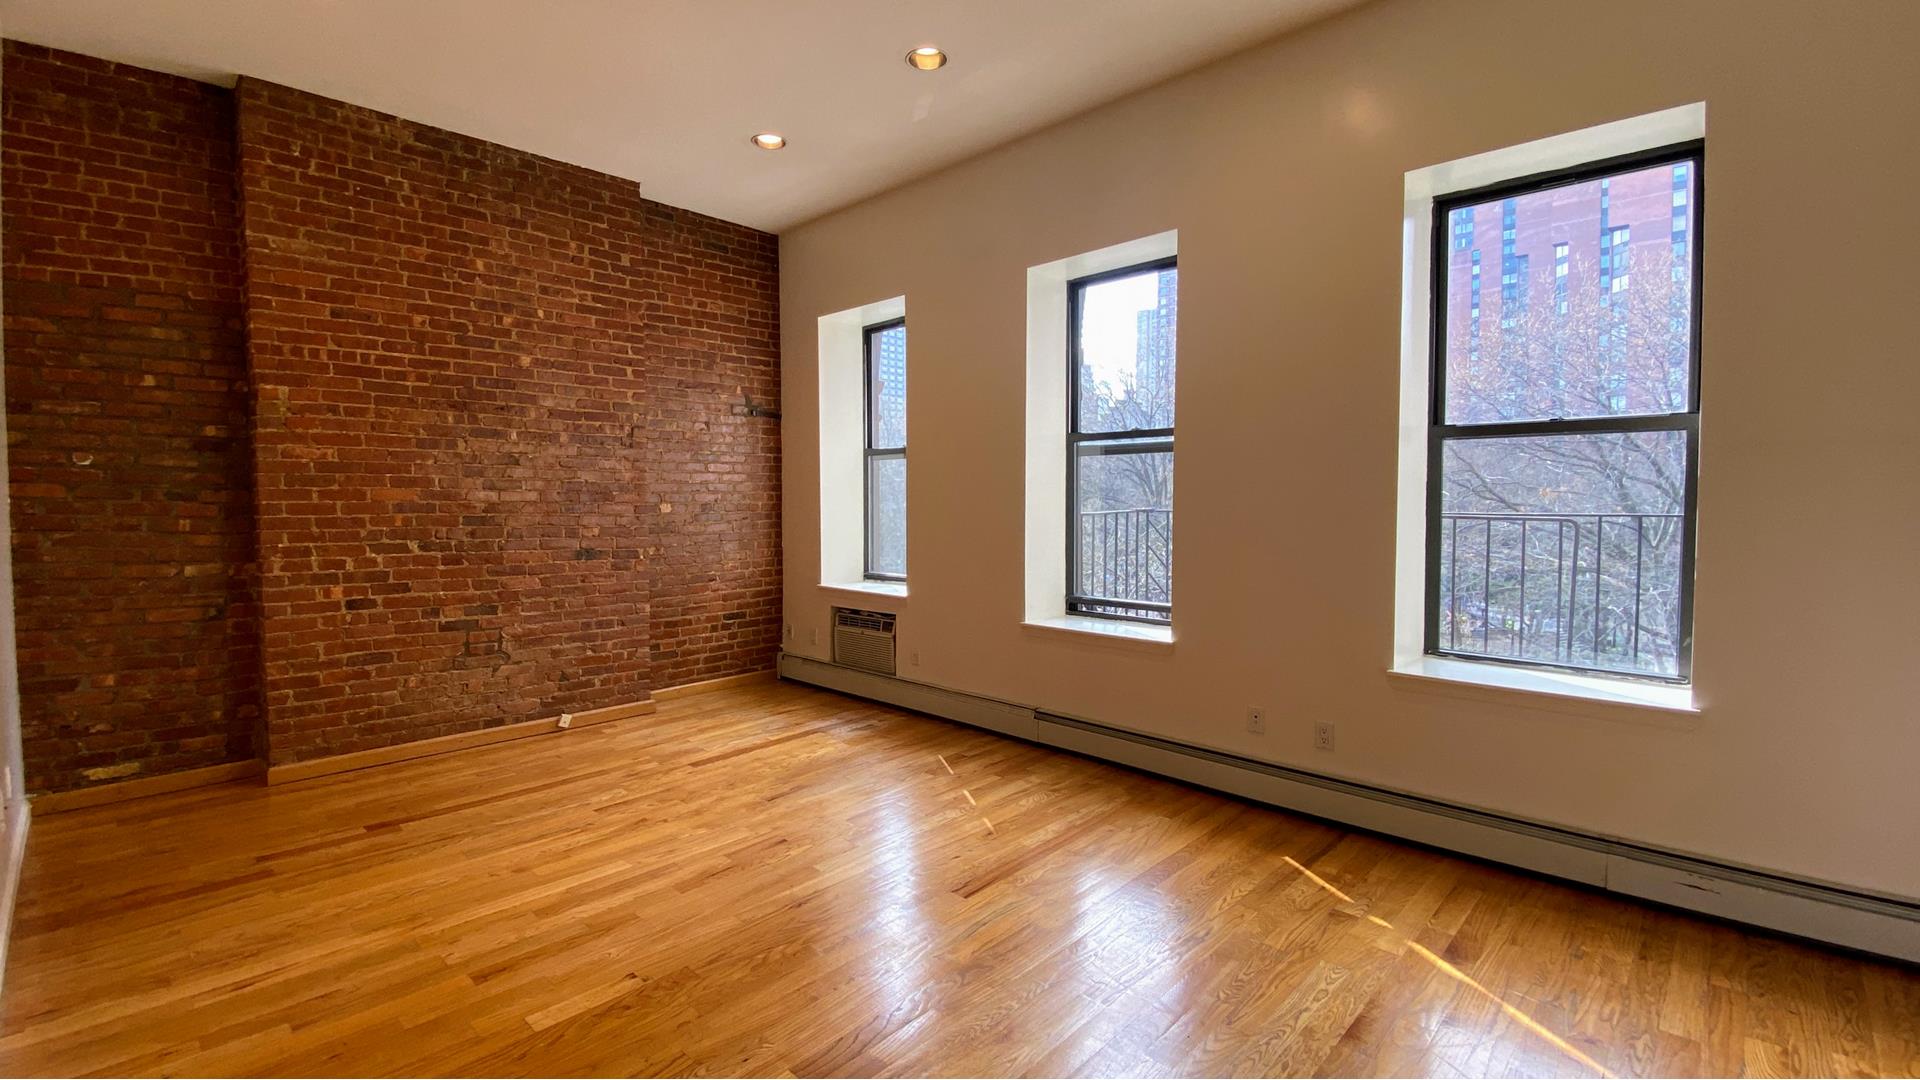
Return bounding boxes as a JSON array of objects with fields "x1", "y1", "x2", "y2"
[
  {"x1": 1246, "y1": 707, "x2": 1266, "y2": 734},
  {"x1": 1314, "y1": 721, "x2": 1335, "y2": 751},
  {"x1": 911, "y1": 650, "x2": 921, "y2": 667},
  {"x1": 557, "y1": 713, "x2": 573, "y2": 730},
  {"x1": 784, "y1": 622, "x2": 793, "y2": 639}
]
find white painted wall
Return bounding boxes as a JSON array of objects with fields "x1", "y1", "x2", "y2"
[
  {"x1": 780, "y1": 0, "x2": 1920, "y2": 900},
  {"x1": 0, "y1": 10, "x2": 31, "y2": 988}
]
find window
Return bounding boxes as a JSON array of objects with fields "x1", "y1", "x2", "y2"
[
  {"x1": 1067, "y1": 259, "x2": 1176, "y2": 622},
  {"x1": 863, "y1": 319, "x2": 907, "y2": 579},
  {"x1": 1554, "y1": 242, "x2": 1571, "y2": 314},
  {"x1": 1427, "y1": 142, "x2": 1702, "y2": 682},
  {"x1": 1452, "y1": 207, "x2": 1475, "y2": 250}
]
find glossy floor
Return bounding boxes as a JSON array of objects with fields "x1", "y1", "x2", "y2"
[{"x1": 1, "y1": 682, "x2": 1915, "y2": 1077}]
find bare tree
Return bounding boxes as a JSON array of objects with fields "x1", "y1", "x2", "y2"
[
  {"x1": 1076, "y1": 356, "x2": 1176, "y2": 612},
  {"x1": 1438, "y1": 246, "x2": 1692, "y2": 674}
]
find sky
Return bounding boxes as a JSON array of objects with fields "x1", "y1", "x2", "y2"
[{"x1": 1079, "y1": 272, "x2": 1161, "y2": 392}]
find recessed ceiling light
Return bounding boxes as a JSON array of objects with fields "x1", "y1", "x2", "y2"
[
  {"x1": 905, "y1": 46, "x2": 947, "y2": 71},
  {"x1": 750, "y1": 132, "x2": 786, "y2": 150}
]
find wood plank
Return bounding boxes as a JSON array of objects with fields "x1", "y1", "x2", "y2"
[{"x1": 1, "y1": 682, "x2": 1912, "y2": 1078}]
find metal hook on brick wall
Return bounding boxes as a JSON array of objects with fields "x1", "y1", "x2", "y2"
[{"x1": 735, "y1": 394, "x2": 781, "y2": 420}]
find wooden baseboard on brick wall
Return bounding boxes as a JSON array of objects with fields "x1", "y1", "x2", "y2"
[
  {"x1": 33, "y1": 760, "x2": 268, "y2": 815},
  {"x1": 652, "y1": 670, "x2": 777, "y2": 703},
  {"x1": 265, "y1": 699, "x2": 656, "y2": 786},
  {"x1": 31, "y1": 698, "x2": 663, "y2": 808}
]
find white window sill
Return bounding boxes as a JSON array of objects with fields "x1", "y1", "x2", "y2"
[
  {"x1": 1389, "y1": 656, "x2": 1696, "y2": 714},
  {"x1": 820, "y1": 580, "x2": 908, "y2": 600},
  {"x1": 1021, "y1": 615, "x2": 1174, "y2": 651}
]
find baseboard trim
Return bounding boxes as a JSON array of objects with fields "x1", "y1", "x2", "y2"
[
  {"x1": 266, "y1": 699, "x2": 655, "y2": 786},
  {"x1": 32, "y1": 759, "x2": 267, "y2": 815},
  {"x1": 777, "y1": 653, "x2": 1920, "y2": 963},
  {"x1": 778, "y1": 656, "x2": 1037, "y2": 741},
  {"x1": 653, "y1": 669, "x2": 776, "y2": 703}
]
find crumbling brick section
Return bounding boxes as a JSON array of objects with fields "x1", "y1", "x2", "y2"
[{"x1": 2, "y1": 41, "x2": 262, "y2": 792}]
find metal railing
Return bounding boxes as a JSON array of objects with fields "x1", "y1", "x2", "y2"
[
  {"x1": 1073, "y1": 508, "x2": 1172, "y2": 621},
  {"x1": 1438, "y1": 512, "x2": 1684, "y2": 677}
]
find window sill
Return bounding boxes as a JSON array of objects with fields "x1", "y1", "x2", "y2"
[
  {"x1": 820, "y1": 580, "x2": 908, "y2": 601},
  {"x1": 1389, "y1": 656, "x2": 1696, "y2": 715},
  {"x1": 1021, "y1": 615, "x2": 1173, "y2": 652}
]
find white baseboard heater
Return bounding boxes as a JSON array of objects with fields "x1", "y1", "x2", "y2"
[{"x1": 777, "y1": 652, "x2": 1920, "y2": 963}]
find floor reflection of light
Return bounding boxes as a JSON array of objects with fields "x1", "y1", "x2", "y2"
[
  {"x1": 1280, "y1": 856, "x2": 1612, "y2": 1078},
  {"x1": 1405, "y1": 941, "x2": 1613, "y2": 1078},
  {"x1": 1282, "y1": 855, "x2": 1355, "y2": 904},
  {"x1": 864, "y1": 790, "x2": 930, "y2": 992},
  {"x1": 1063, "y1": 849, "x2": 1189, "y2": 1034},
  {"x1": 938, "y1": 754, "x2": 998, "y2": 839}
]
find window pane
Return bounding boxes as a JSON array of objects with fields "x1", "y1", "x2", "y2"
[
  {"x1": 1438, "y1": 431, "x2": 1687, "y2": 676},
  {"x1": 867, "y1": 455, "x2": 906, "y2": 576},
  {"x1": 1076, "y1": 265, "x2": 1177, "y2": 434},
  {"x1": 868, "y1": 323, "x2": 907, "y2": 449},
  {"x1": 1073, "y1": 448, "x2": 1173, "y2": 617},
  {"x1": 1443, "y1": 159, "x2": 1696, "y2": 424}
]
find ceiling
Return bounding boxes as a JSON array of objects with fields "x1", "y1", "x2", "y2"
[{"x1": 0, "y1": 0, "x2": 1364, "y2": 231}]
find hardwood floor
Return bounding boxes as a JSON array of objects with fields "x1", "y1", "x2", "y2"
[{"x1": 1, "y1": 681, "x2": 1915, "y2": 1077}]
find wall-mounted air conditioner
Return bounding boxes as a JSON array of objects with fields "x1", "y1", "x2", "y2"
[{"x1": 832, "y1": 607, "x2": 896, "y2": 676}]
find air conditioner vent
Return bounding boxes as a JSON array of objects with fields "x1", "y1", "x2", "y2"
[{"x1": 832, "y1": 607, "x2": 896, "y2": 675}]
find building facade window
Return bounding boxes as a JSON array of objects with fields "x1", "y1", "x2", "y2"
[
  {"x1": 1469, "y1": 250, "x2": 1482, "y2": 361},
  {"x1": 1452, "y1": 206, "x2": 1475, "y2": 251},
  {"x1": 1428, "y1": 142, "x2": 1703, "y2": 682},
  {"x1": 863, "y1": 319, "x2": 907, "y2": 580},
  {"x1": 1067, "y1": 258, "x2": 1177, "y2": 622},
  {"x1": 1553, "y1": 241, "x2": 1571, "y2": 314}
]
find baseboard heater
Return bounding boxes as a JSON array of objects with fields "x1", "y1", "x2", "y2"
[{"x1": 777, "y1": 652, "x2": 1920, "y2": 963}]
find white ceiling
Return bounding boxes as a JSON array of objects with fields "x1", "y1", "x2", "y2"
[{"x1": 0, "y1": 0, "x2": 1364, "y2": 231}]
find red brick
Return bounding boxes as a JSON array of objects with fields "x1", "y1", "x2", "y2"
[
  {"x1": 3, "y1": 41, "x2": 261, "y2": 794},
  {"x1": 233, "y1": 79, "x2": 780, "y2": 765},
  {"x1": 5, "y1": 46, "x2": 781, "y2": 788}
]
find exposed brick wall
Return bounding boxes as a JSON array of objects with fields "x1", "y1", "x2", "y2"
[
  {"x1": 2, "y1": 47, "x2": 781, "y2": 785},
  {"x1": 235, "y1": 79, "x2": 661, "y2": 764},
  {"x1": 645, "y1": 205, "x2": 781, "y2": 687},
  {"x1": 2, "y1": 42, "x2": 261, "y2": 793}
]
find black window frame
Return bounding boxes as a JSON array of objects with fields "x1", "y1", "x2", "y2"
[
  {"x1": 1424, "y1": 140, "x2": 1704, "y2": 684},
  {"x1": 1066, "y1": 256, "x2": 1178, "y2": 624},
  {"x1": 862, "y1": 317, "x2": 907, "y2": 582}
]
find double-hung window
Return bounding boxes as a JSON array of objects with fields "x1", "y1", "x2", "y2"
[
  {"x1": 1067, "y1": 258, "x2": 1177, "y2": 622},
  {"x1": 863, "y1": 319, "x2": 907, "y2": 580},
  {"x1": 1427, "y1": 143, "x2": 1702, "y2": 682}
]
